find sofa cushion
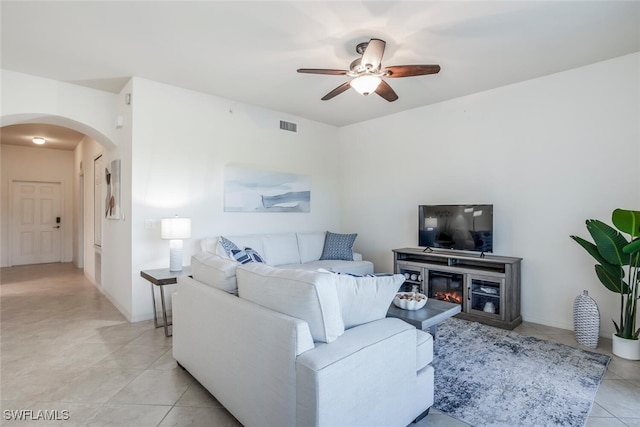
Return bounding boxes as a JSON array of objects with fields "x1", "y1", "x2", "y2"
[
  {"x1": 191, "y1": 252, "x2": 239, "y2": 294},
  {"x1": 320, "y1": 231, "x2": 357, "y2": 261},
  {"x1": 281, "y1": 260, "x2": 374, "y2": 276},
  {"x1": 297, "y1": 232, "x2": 326, "y2": 263},
  {"x1": 236, "y1": 263, "x2": 344, "y2": 343},
  {"x1": 332, "y1": 273, "x2": 405, "y2": 329},
  {"x1": 262, "y1": 233, "x2": 301, "y2": 266}
]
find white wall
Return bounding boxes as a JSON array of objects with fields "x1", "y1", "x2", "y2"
[
  {"x1": 101, "y1": 82, "x2": 135, "y2": 319},
  {"x1": 0, "y1": 145, "x2": 75, "y2": 266},
  {"x1": 73, "y1": 135, "x2": 104, "y2": 282},
  {"x1": 128, "y1": 78, "x2": 342, "y2": 321},
  {"x1": 338, "y1": 53, "x2": 640, "y2": 336},
  {"x1": 0, "y1": 69, "x2": 135, "y2": 321},
  {"x1": 0, "y1": 70, "x2": 341, "y2": 323},
  {"x1": 0, "y1": 70, "x2": 118, "y2": 148},
  {"x1": 3, "y1": 52, "x2": 637, "y2": 333}
]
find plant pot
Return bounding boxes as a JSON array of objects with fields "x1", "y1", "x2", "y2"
[{"x1": 612, "y1": 333, "x2": 640, "y2": 360}]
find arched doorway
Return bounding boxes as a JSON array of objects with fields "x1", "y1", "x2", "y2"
[{"x1": 1, "y1": 115, "x2": 116, "y2": 288}]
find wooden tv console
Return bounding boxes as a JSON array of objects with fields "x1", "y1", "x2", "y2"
[{"x1": 393, "y1": 248, "x2": 522, "y2": 330}]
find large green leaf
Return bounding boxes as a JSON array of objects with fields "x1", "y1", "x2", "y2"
[
  {"x1": 570, "y1": 235, "x2": 610, "y2": 265},
  {"x1": 612, "y1": 209, "x2": 640, "y2": 238},
  {"x1": 623, "y1": 238, "x2": 640, "y2": 255},
  {"x1": 600, "y1": 260, "x2": 624, "y2": 280},
  {"x1": 586, "y1": 219, "x2": 630, "y2": 266},
  {"x1": 595, "y1": 264, "x2": 630, "y2": 294}
]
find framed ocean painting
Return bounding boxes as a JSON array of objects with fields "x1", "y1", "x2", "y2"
[{"x1": 224, "y1": 166, "x2": 311, "y2": 213}]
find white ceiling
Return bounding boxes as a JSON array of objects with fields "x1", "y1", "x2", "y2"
[
  {"x1": 1, "y1": 124, "x2": 85, "y2": 151},
  {"x1": 1, "y1": 1, "x2": 639, "y2": 129}
]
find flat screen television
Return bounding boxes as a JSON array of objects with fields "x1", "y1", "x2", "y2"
[{"x1": 419, "y1": 204, "x2": 493, "y2": 253}]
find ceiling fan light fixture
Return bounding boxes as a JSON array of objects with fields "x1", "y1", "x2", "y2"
[
  {"x1": 32, "y1": 137, "x2": 46, "y2": 145},
  {"x1": 298, "y1": 38, "x2": 439, "y2": 102},
  {"x1": 350, "y1": 75, "x2": 381, "y2": 96}
]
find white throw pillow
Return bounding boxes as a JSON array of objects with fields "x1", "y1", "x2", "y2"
[
  {"x1": 191, "y1": 252, "x2": 239, "y2": 294},
  {"x1": 333, "y1": 273, "x2": 405, "y2": 329},
  {"x1": 236, "y1": 263, "x2": 344, "y2": 343},
  {"x1": 297, "y1": 232, "x2": 326, "y2": 263}
]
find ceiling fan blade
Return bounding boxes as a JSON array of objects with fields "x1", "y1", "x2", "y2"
[
  {"x1": 361, "y1": 38, "x2": 386, "y2": 71},
  {"x1": 297, "y1": 68, "x2": 348, "y2": 75},
  {"x1": 375, "y1": 80, "x2": 398, "y2": 102},
  {"x1": 384, "y1": 65, "x2": 441, "y2": 78},
  {"x1": 321, "y1": 82, "x2": 351, "y2": 101}
]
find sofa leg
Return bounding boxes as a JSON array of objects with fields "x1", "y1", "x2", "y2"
[{"x1": 412, "y1": 407, "x2": 430, "y2": 423}]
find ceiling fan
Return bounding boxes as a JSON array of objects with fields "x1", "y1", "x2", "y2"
[{"x1": 297, "y1": 38, "x2": 440, "y2": 102}]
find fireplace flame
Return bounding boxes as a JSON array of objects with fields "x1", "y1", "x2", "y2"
[{"x1": 435, "y1": 291, "x2": 463, "y2": 304}]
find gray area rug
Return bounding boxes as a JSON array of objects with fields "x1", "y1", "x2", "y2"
[{"x1": 433, "y1": 318, "x2": 611, "y2": 427}]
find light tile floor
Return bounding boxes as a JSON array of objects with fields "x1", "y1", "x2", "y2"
[{"x1": 1, "y1": 263, "x2": 638, "y2": 426}]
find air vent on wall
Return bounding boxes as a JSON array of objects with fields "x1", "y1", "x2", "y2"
[{"x1": 279, "y1": 120, "x2": 297, "y2": 132}]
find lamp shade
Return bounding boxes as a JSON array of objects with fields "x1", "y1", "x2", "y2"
[
  {"x1": 161, "y1": 217, "x2": 191, "y2": 240},
  {"x1": 350, "y1": 75, "x2": 381, "y2": 95}
]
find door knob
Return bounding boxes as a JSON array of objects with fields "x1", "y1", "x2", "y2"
[{"x1": 53, "y1": 225, "x2": 60, "y2": 229}]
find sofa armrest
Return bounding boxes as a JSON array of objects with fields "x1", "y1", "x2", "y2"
[
  {"x1": 191, "y1": 252, "x2": 239, "y2": 294},
  {"x1": 173, "y1": 275, "x2": 315, "y2": 427},
  {"x1": 295, "y1": 318, "x2": 429, "y2": 427},
  {"x1": 175, "y1": 275, "x2": 316, "y2": 358}
]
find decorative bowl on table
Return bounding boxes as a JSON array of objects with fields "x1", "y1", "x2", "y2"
[{"x1": 393, "y1": 292, "x2": 428, "y2": 310}]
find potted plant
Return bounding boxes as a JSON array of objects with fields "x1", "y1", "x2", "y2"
[{"x1": 570, "y1": 208, "x2": 640, "y2": 360}]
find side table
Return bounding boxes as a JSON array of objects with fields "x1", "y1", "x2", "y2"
[
  {"x1": 387, "y1": 298, "x2": 461, "y2": 351},
  {"x1": 140, "y1": 266, "x2": 191, "y2": 337}
]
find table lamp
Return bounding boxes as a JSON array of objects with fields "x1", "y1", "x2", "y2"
[{"x1": 161, "y1": 216, "x2": 191, "y2": 271}]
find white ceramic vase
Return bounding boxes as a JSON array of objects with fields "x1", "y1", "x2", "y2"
[{"x1": 612, "y1": 334, "x2": 640, "y2": 360}]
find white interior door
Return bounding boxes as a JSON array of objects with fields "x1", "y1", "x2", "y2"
[{"x1": 11, "y1": 181, "x2": 62, "y2": 266}]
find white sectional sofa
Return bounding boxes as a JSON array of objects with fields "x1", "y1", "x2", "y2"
[
  {"x1": 173, "y1": 262, "x2": 435, "y2": 427},
  {"x1": 191, "y1": 232, "x2": 374, "y2": 294}
]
